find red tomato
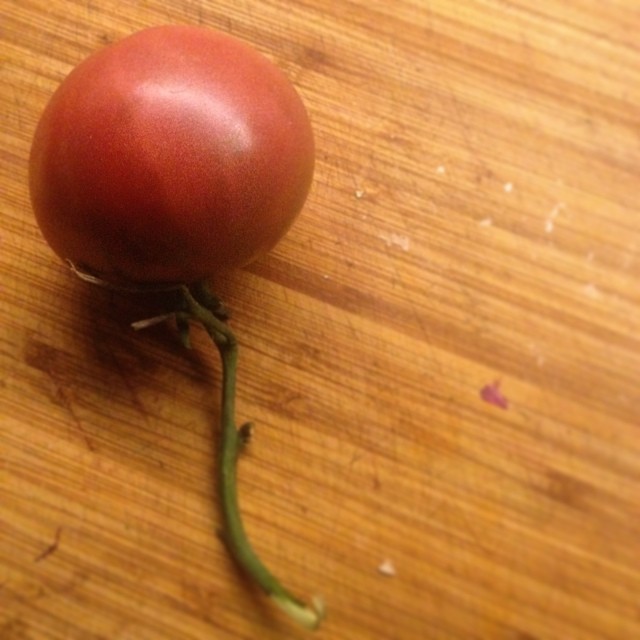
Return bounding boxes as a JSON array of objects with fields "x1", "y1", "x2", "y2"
[{"x1": 29, "y1": 25, "x2": 315, "y2": 285}]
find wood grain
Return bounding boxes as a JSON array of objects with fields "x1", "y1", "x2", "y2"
[{"x1": 1, "y1": 1, "x2": 639, "y2": 639}]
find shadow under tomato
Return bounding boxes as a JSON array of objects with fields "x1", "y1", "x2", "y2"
[
  {"x1": 73, "y1": 278, "x2": 211, "y2": 380},
  {"x1": 60, "y1": 270, "x2": 246, "y2": 461}
]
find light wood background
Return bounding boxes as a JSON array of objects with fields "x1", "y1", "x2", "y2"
[{"x1": 2, "y1": 1, "x2": 639, "y2": 639}]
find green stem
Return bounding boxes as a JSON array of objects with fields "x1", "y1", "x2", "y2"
[{"x1": 180, "y1": 286, "x2": 324, "y2": 630}]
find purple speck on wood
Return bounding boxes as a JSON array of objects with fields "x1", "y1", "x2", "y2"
[{"x1": 480, "y1": 380, "x2": 509, "y2": 409}]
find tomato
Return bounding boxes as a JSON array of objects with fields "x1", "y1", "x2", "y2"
[{"x1": 29, "y1": 25, "x2": 315, "y2": 285}]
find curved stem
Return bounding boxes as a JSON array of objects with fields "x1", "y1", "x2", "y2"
[{"x1": 180, "y1": 286, "x2": 324, "y2": 630}]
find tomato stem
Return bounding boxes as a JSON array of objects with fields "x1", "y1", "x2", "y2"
[{"x1": 180, "y1": 284, "x2": 325, "y2": 631}]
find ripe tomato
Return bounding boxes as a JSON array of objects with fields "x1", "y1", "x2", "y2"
[{"x1": 29, "y1": 25, "x2": 315, "y2": 285}]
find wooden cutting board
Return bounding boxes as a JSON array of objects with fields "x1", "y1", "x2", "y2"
[{"x1": 1, "y1": 1, "x2": 639, "y2": 638}]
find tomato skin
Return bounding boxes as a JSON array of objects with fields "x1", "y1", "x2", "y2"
[{"x1": 29, "y1": 25, "x2": 315, "y2": 285}]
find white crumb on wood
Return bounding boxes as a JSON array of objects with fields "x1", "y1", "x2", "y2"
[
  {"x1": 354, "y1": 189, "x2": 365, "y2": 199},
  {"x1": 545, "y1": 202, "x2": 565, "y2": 233},
  {"x1": 478, "y1": 217, "x2": 493, "y2": 227},
  {"x1": 529, "y1": 342, "x2": 546, "y2": 367},
  {"x1": 378, "y1": 559, "x2": 396, "y2": 577},
  {"x1": 582, "y1": 283, "x2": 602, "y2": 299},
  {"x1": 436, "y1": 165, "x2": 446, "y2": 175},
  {"x1": 503, "y1": 182, "x2": 513, "y2": 193},
  {"x1": 379, "y1": 232, "x2": 410, "y2": 251}
]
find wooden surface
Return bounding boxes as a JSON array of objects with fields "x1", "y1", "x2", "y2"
[{"x1": 1, "y1": 1, "x2": 639, "y2": 639}]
